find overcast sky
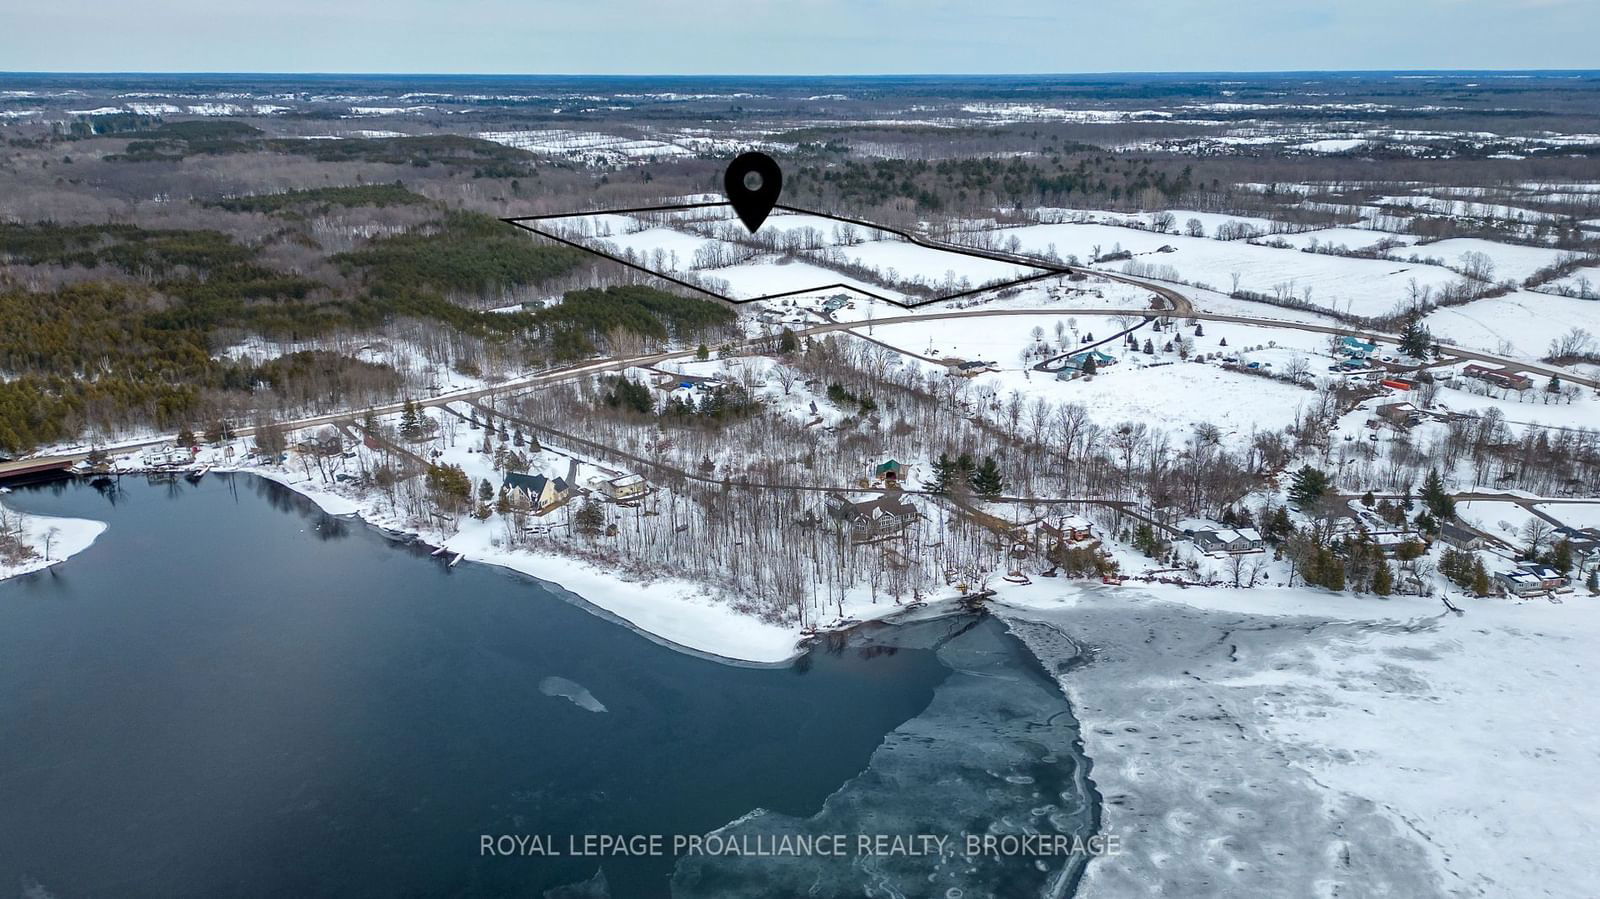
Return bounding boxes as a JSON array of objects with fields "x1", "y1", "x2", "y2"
[{"x1": 3, "y1": 0, "x2": 1595, "y2": 74}]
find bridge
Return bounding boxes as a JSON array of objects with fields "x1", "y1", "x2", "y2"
[{"x1": 0, "y1": 455, "x2": 77, "y2": 483}]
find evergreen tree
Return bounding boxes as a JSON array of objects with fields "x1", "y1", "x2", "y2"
[
  {"x1": 1321, "y1": 547, "x2": 1344, "y2": 591},
  {"x1": 1193, "y1": 324, "x2": 1204, "y2": 337},
  {"x1": 603, "y1": 377, "x2": 654, "y2": 414},
  {"x1": 1587, "y1": 568, "x2": 1599, "y2": 595},
  {"x1": 1471, "y1": 558, "x2": 1491, "y2": 597},
  {"x1": 1372, "y1": 561, "x2": 1393, "y2": 596},
  {"x1": 955, "y1": 453, "x2": 976, "y2": 478},
  {"x1": 778, "y1": 328, "x2": 799, "y2": 354},
  {"x1": 1551, "y1": 540, "x2": 1574, "y2": 574},
  {"x1": 1361, "y1": 490, "x2": 1375, "y2": 507},
  {"x1": 575, "y1": 500, "x2": 605, "y2": 538},
  {"x1": 970, "y1": 456, "x2": 1004, "y2": 498},
  {"x1": 400, "y1": 400, "x2": 421, "y2": 439},
  {"x1": 930, "y1": 453, "x2": 955, "y2": 494},
  {"x1": 478, "y1": 479, "x2": 493, "y2": 503},
  {"x1": 1419, "y1": 468, "x2": 1455, "y2": 520},
  {"x1": 1287, "y1": 465, "x2": 1330, "y2": 508},
  {"x1": 1081, "y1": 355, "x2": 1098, "y2": 375},
  {"x1": 1399, "y1": 319, "x2": 1433, "y2": 359},
  {"x1": 176, "y1": 426, "x2": 196, "y2": 448},
  {"x1": 696, "y1": 343, "x2": 710, "y2": 361},
  {"x1": 1263, "y1": 506, "x2": 1294, "y2": 543}
]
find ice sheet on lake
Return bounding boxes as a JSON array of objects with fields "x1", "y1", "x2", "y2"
[
  {"x1": 672, "y1": 615, "x2": 1097, "y2": 898},
  {"x1": 540, "y1": 676, "x2": 608, "y2": 713},
  {"x1": 1000, "y1": 598, "x2": 1447, "y2": 899}
]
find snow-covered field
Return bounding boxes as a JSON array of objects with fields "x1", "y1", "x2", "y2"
[
  {"x1": 1457, "y1": 500, "x2": 1539, "y2": 545},
  {"x1": 1424, "y1": 290, "x2": 1600, "y2": 359},
  {"x1": 1426, "y1": 380, "x2": 1600, "y2": 432},
  {"x1": 858, "y1": 312, "x2": 1328, "y2": 450},
  {"x1": 834, "y1": 239, "x2": 1038, "y2": 286},
  {"x1": 1047, "y1": 362, "x2": 1313, "y2": 447},
  {"x1": 1402, "y1": 237, "x2": 1573, "y2": 284},
  {"x1": 989, "y1": 222, "x2": 1462, "y2": 317},
  {"x1": 1537, "y1": 503, "x2": 1600, "y2": 531},
  {"x1": 1375, "y1": 194, "x2": 1566, "y2": 225},
  {"x1": 0, "y1": 501, "x2": 106, "y2": 582},
  {"x1": 1000, "y1": 582, "x2": 1600, "y2": 899},
  {"x1": 1537, "y1": 265, "x2": 1600, "y2": 298},
  {"x1": 1251, "y1": 227, "x2": 1417, "y2": 253},
  {"x1": 591, "y1": 225, "x2": 722, "y2": 266},
  {"x1": 1035, "y1": 207, "x2": 1283, "y2": 238},
  {"x1": 708, "y1": 257, "x2": 911, "y2": 302},
  {"x1": 477, "y1": 129, "x2": 693, "y2": 164}
]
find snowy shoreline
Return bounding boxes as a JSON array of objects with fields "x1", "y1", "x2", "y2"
[
  {"x1": 243, "y1": 465, "x2": 884, "y2": 665},
  {"x1": 0, "y1": 499, "x2": 107, "y2": 583},
  {"x1": 996, "y1": 583, "x2": 1600, "y2": 899}
]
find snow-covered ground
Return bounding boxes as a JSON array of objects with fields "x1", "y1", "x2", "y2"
[
  {"x1": 1426, "y1": 380, "x2": 1600, "y2": 433},
  {"x1": 708, "y1": 257, "x2": 913, "y2": 303},
  {"x1": 834, "y1": 239, "x2": 1037, "y2": 286},
  {"x1": 1401, "y1": 237, "x2": 1573, "y2": 285},
  {"x1": 1424, "y1": 290, "x2": 1600, "y2": 359},
  {"x1": 1535, "y1": 503, "x2": 1600, "y2": 532},
  {"x1": 1457, "y1": 500, "x2": 1540, "y2": 546},
  {"x1": 1251, "y1": 227, "x2": 1418, "y2": 253},
  {"x1": 862, "y1": 313, "x2": 1326, "y2": 451},
  {"x1": 1536, "y1": 264, "x2": 1600, "y2": 298},
  {"x1": 999, "y1": 581, "x2": 1600, "y2": 899},
  {"x1": 989, "y1": 222, "x2": 1462, "y2": 318},
  {"x1": 0, "y1": 501, "x2": 106, "y2": 582}
]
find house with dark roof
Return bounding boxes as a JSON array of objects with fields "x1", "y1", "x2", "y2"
[
  {"x1": 947, "y1": 359, "x2": 995, "y2": 378},
  {"x1": 505, "y1": 459, "x2": 579, "y2": 513},
  {"x1": 1193, "y1": 528, "x2": 1265, "y2": 554},
  {"x1": 1438, "y1": 522, "x2": 1485, "y2": 550},
  {"x1": 822, "y1": 493, "x2": 919, "y2": 541}
]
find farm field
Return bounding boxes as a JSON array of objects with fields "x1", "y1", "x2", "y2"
[
  {"x1": 989, "y1": 222, "x2": 1463, "y2": 318},
  {"x1": 1424, "y1": 290, "x2": 1600, "y2": 359},
  {"x1": 1400, "y1": 237, "x2": 1574, "y2": 284}
]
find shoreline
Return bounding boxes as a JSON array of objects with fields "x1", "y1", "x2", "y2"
[
  {"x1": 995, "y1": 583, "x2": 1600, "y2": 898},
  {"x1": 0, "y1": 496, "x2": 107, "y2": 584},
  {"x1": 243, "y1": 465, "x2": 977, "y2": 665}
]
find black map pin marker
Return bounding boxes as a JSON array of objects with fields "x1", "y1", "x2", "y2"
[{"x1": 724, "y1": 151, "x2": 783, "y2": 234}]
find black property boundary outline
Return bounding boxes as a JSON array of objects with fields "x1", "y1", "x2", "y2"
[{"x1": 502, "y1": 202, "x2": 1075, "y2": 310}]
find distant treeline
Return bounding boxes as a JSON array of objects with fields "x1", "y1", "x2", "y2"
[
  {"x1": 205, "y1": 183, "x2": 429, "y2": 215},
  {"x1": 95, "y1": 120, "x2": 541, "y2": 177},
  {"x1": 789, "y1": 155, "x2": 1196, "y2": 214}
]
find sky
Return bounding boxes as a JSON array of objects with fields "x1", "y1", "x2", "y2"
[{"x1": 2, "y1": 0, "x2": 1595, "y2": 74}]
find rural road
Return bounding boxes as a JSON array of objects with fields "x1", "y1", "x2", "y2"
[{"x1": 5, "y1": 269, "x2": 1595, "y2": 478}]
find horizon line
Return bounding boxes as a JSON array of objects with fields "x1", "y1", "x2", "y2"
[{"x1": 4, "y1": 68, "x2": 1599, "y2": 79}]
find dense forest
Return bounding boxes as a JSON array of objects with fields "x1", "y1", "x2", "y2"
[{"x1": 0, "y1": 202, "x2": 730, "y2": 452}]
